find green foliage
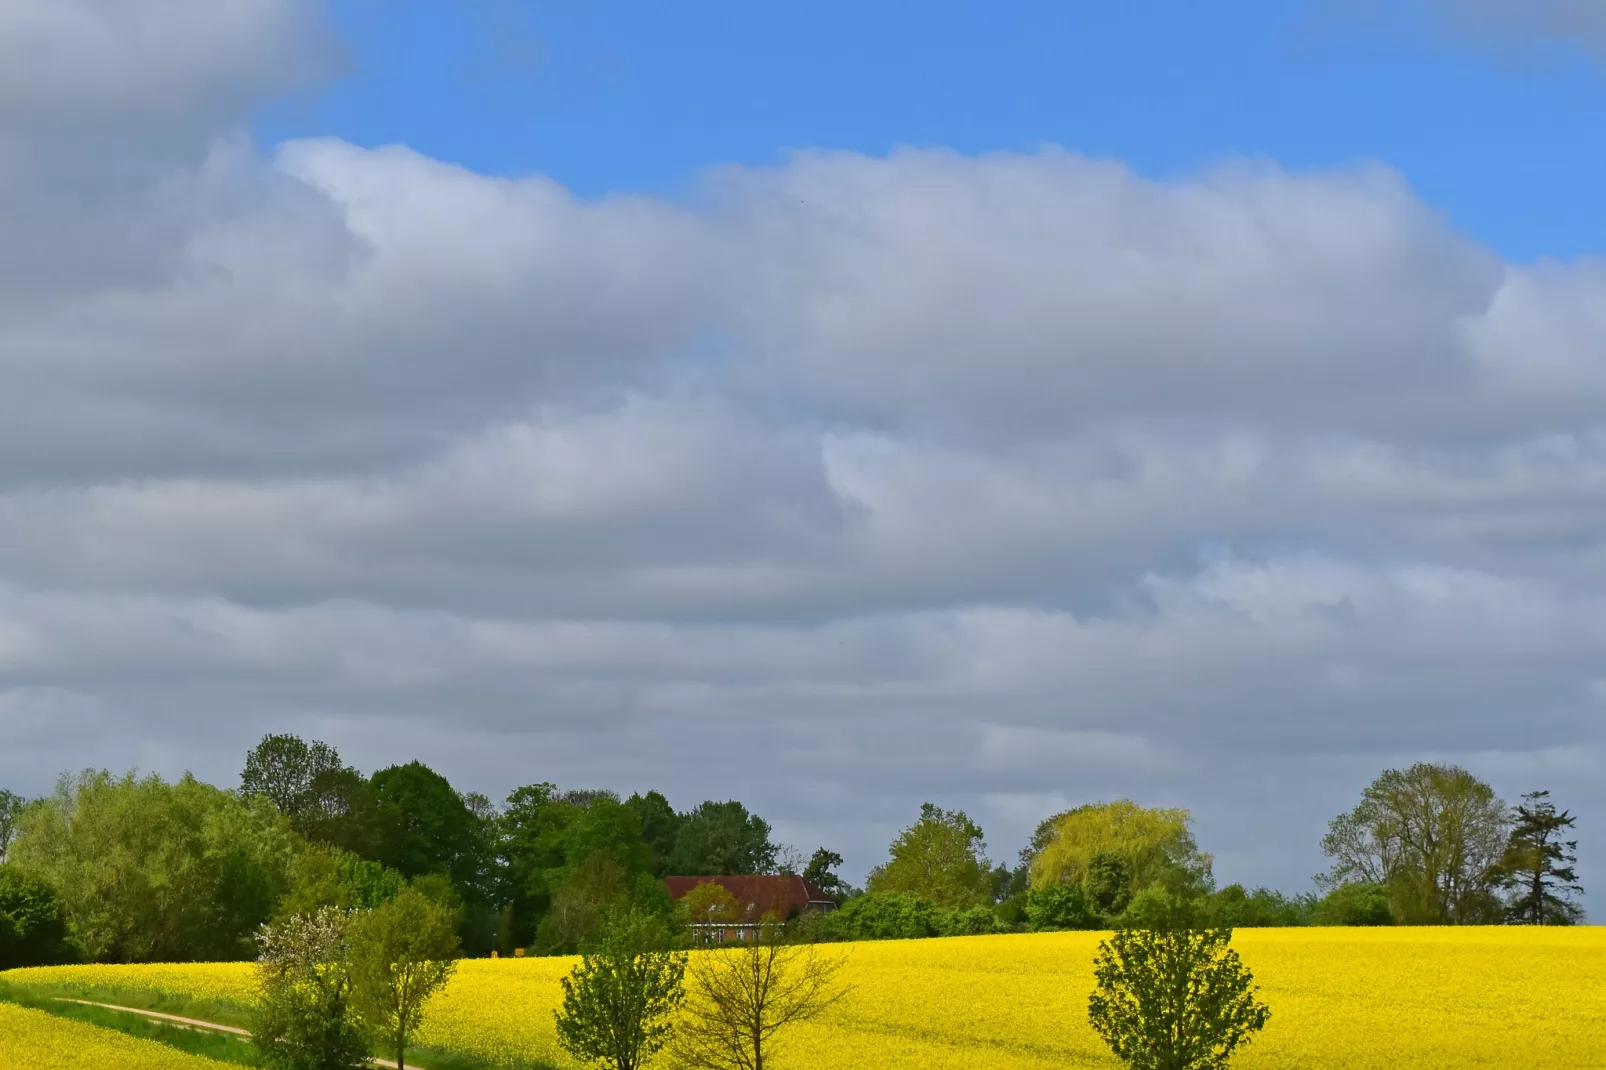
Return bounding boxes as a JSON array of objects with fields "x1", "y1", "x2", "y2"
[
  {"x1": 7, "y1": 770, "x2": 296, "y2": 962},
  {"x1": 623, "y1": 792, "x2": 681, "y2": 879},
  {"x1": 941, "y1": 904, "x2": 1005, "y2": 936},
  {"x1": 253, "y1": 907, "x2": 370, "y2": 1070},
  {"x1": 0, "y1": 982, "x2": 265, "y2": 1067},
  {"x1": 1311, "y1": 882, "x2": 1394, "y2": 926},
  {"x1": 370, "y1": 762, "x2": 488, "y2": 894},
  {"x1": 0, "y1": 866, "x2": 75, "y2": 968},
  {"x1": 828, "y1": 892, "x2": 942, "y2": 941},
  {"x1": 666, "y1": 800, "x2": 778, "y2": 877},
  {"x1": 1202, "y1": 885, "x2": 1316, "y2": 928},
  {"x1": 554, "y1": 908, "x2": 687, "y2": 1070},
  {"x1": 0, "y1": 789, "x2": 25, "y2": 861},
  {"x1": 1321, "y1": 762, "x2": 1510, "y2": 925},
  {"x1": 540, "y1": 850, "x2": 631, "y2": 955},
  {"x1": 1030, "y1": 801, "x2": 1213, "y2": 899},
  {"x1": 679, "y1": 881, "x2": 743, "y2": 927},
  {"x1": 1088, "y1": 917, "x2": 1270, "y2": 1070},
  {"x1": 242, "y1": 736, "x2": 346, "y2": 824},
  {"x1": 803, "y1": 848, "x2": 849, "y2": 901},
  {"x1": 865, "y1": 803, "x2": 991, "y2": 910},
  {"x1": 1498, "y1": 790, "x2": 1584, "y2": 925},
  {"x1": 1024, "y1": 883, "x2": 1103, "y2": 931},
  {"x1": 347, "y1": 886, "x2": 461, "y2": 1069},
  {"x1": 1086, "y1": 852, "x2": 1136, "y2": 915},
  {"x1": 277, "y1": 843, "x2": 406, "y2": 921}
]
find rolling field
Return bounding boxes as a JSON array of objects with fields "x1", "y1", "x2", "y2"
[
  {"x1": 0, "y1": 1001, "x2": 237, "y2": 1070},
  {"x1": 4, "y1": 928, "x2": 1604, "y2": 1069}
]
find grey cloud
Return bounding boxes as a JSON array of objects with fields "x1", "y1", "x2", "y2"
[{"x1": 1, "y1": 1, "x2": 1604, "y2": 898}]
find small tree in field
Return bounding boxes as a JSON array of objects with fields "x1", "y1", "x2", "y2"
[
  {"x1": 555, "y1": 907, "x2": 688, "y2": 1070},
  {"x1": 672, "y1": 918, "x2": 849, "y2": 1070},
  {"x1": 1087, "y1": 896, "x2": 1269, "y2": 1070},
  {"x1": 347, "y1": 886, "x2": 460, "y2": 1069},
  {"x1": 253, "y1": 907, "x2": 370, "y2": 1070}
]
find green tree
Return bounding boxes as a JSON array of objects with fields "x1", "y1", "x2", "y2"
[
  {"x1": 1024, "y1": 883, "x2": 1101, "y2": 931},
  {"x1": 347, "y1": 887, "x2": 461, "y2": 1070},
  {"x1": 242, "y1": 735, "x2": 346, "y2": 821},
  {"x1": 1202, "y1": 886, "x2": 1315, "y2": 928},
  {"x1": 1087, "y1": 902, "x2": 1270, "y2": 1070},
  {"x1": 554, "y1": 908, "x2": 687, "y2": 1070},
  {"x1": 1321, "y1": 763, "x2": 1510, "y2": 924},
  {"x1": 370, "y1": 762, "x2": 487, "y2": 892},
  {"x1": 1497, "y1": 790, "x2": 1583, "y2": 925},
  {"x1": 667, "y1": 801, "x2": 778, "y2": 877},
  {"x1": 1086, "y1": 852, "x2": 1136, "y2": 915},
  {"x1": 253, "y1": 907, "x2": 370, "y2": 1070},
  {"x1": 865, "y1": 803, "x2": 991, "y2": 910},
  {"x1": 0, "y1": 789, "x2": 25, "y2": 862},
  {"x1": 0, "y1": 866, "x2": 74, "y2": 968},
  {"x1": 671, "y1": 921, "x2": 848, "y2": 1070},
  {"x1": 540, "y1": 850, "x2": 632, "y2": 955},
  {"x1": 1030, "y1": 801, "x2": 1212, "y2": 898},
  {"x1": 8, "y1": 770, "x2": 295, "y2": 962},
  {"x1": 828, "y1": 891, "x2": 942, "y2": 941},
  {"x1": 802, "y1": 849, "x2": 849, "y2": 901},
  {"x1": 1311, "y1": 882, "x2": 1393, "y2": 926},
  {"x1": 278, "y1": 843, "x2": 406, "y2": 921},
  {"x1": 624, "y1": 792, "x2": 682, "y2": 878}
]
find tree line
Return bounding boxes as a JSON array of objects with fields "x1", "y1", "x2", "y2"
[{"x1": 0, "y1": 738, "x2": 1586, "y2": 971}]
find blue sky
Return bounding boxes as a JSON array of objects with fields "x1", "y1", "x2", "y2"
[{"x1": 257, "y1": 0, "x2": 1606, "y2": 261}]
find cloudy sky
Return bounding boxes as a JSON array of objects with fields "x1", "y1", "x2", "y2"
[{"x1": 1, "y1": 0, "x2": 1603, "y2": 900}]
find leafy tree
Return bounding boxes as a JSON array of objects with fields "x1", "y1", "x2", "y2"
[
  {"x1": 370, "y1": 762, "x2": 488, "y2": 895},
  {"x1": 1201, "y1": 885, "x2": 1316, "y2": 928},
  {"x1": 0, "y1": 866, "x2": 74, "y2": 968},
  {"x1": 1087, "y1": 852, "x2": 1136, "y2": 915},
  {"x1": 277, "y1": 843, "x2": 406, "y2": 921},
  {"x1": 865, "y1": 803, "x2": 991, "y2": 910},
  {"x1": 1498, "y1": 791, "x2": 1584, "y2": 925},
  {"x1": 299, "y1": 766, "x2": 386, "y2": 860},
  {"x1": 554, "y1": 908, "x2": 688, "y2": 1070},
  {"x1": 1030, "y1": 801, "x2": 1213, "y2": 898},
  {"x1": 253, "y1": 907, "x2": 370, "y2": 1070},
  {"x1": 347, "y1": 887, "x2": 461, "y2": 1070},
  {"x1": 1087, "y1": 901, "x2": 1270, "y2": 1070},
  {"x1": 0, "y1": 789, "x2": 25, "y2": 862},
  {"x1": 624, "y1": 792, "x2": 682, "y2": 878},
  {"x1": 242, "y1": 735, "x2": 346, "y2": 820},
  {"x1": 667, "y1": 800, "x2": 778, "y2": 877},
  {"x1": 802, "y1": 849, "x2": 849, "y2": 901},
  {"x1": 680, "y1": 881, "x2": 744, "y2": 930},
  {"x1": 1321, "y1": 763, "x2": 1510, "y2": 924},
  {"x1": 541, "y1": 851, "x2": 632, "y2": 955},
  {"x1": 1311, "y1": 882, "x2": 1393, "y2": 926},
  {"x1": 942, "y1": 904, "x2": 1004, "y2": 936},
  {"x1": 671, "y1": 921, "x2": 848, "y2": 1070},
  {"x1": 827, "y1": 892, "x2": 942, "y2": 941},
  {"x1": 8, "y1": 770, "x2": 295, "y2": 962},
  {"x1": 1024, "y1": 883, "x2": 1102, "y2": 931}
]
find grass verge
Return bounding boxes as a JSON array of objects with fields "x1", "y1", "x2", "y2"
[{"x1": 0, "y1": 979, "x2": 262, "y2": 1065}]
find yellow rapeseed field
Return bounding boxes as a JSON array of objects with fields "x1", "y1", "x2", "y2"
[
  {"x1": 5, "y1": 928, "x2": 1604, "y2": 1068},
  {"x1": 0, "y1": 1001, "x2": 237, "y2": 1070}
]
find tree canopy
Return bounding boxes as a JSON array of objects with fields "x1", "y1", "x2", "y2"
[
  {"x1": 1028, "y1": 800, "x2": 1213, "y2": 899},
  {"x1": 865, "y1": 803, "x2": 991, "y2": 910}
]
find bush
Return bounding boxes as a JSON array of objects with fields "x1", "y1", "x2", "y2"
[
  {"x1": 1204, "y1": 885, "x2": 1317, "y2": 928},
  {"x1": 253, "y1": 908, "x2": 370, "y2": 1070},
  {"x1": 941, "y1": 905, "x2": 1004, "y2": 937},
  {"x1": 1025, "y1": 883, "x2": 1102, "y2": 931},
  {"x1": 1313, "y1": 882, "x2": 1394, "y2": 926},
  {"x1": 828, "y1": 892, "x2": 941, "y2": 941},
  {"x1": 0, "y1": 867, "x2": 75, "y2": 968}
]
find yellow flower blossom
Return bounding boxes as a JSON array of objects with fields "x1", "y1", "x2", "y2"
[{"x1": 6, "y1": 927, "x2": 1604, "y2": 1068}]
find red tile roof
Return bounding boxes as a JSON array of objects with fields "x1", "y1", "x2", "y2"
[{"x1": 663, "y1": 874, "x2": 835, "y2": 919}]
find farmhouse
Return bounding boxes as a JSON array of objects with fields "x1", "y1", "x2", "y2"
[{"x1": 664, "y1": 874, "x2": 837, "y2": 942}]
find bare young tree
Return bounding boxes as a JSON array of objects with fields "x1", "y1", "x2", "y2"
[{"x1": 672, "y1": 921, "x2": 849, "y2": 1070}]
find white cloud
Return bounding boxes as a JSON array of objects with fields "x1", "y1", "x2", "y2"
[{"x1": 1, "y1": 0, "x2": 1604, "y2": 897}]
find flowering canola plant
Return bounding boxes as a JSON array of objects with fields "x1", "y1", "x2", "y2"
[
  {"x1": 6, "y1": 927, "x2": 1604, "y2": 1068},
  {"x1": 0, "y1": 1001, "x2": 238, "y2": 1070}
]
